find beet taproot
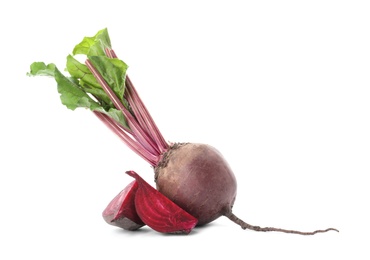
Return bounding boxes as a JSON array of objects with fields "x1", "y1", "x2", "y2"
[
  {"x1": 155, "y1": 143, "x2": 237, "y2": 226},
  {"x1": 154, "y1": 143, "x2": 338, "y2": 234}
]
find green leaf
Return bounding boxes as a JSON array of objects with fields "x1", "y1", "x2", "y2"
[
  {"x1": 27, "y1": 62, "x2": 56, "y2": 77},
  {"x1": 88, "y1": 56, "x2": 128, "y2": 101},
  {"x1": 66, "y1": 55, "x2": 114, "y2": 107},
  {"x1": 28, "y1": 62, "x2": 99, "y2": 110},
  {"x1": 102, "y1": 108, "x2": 129, "y2": 129},
  {"x1": 28, "y1": 62, "x2": 128, "y2": 128},
  {"x1": 54, "y1": 67, "x2": 101, "y2": 111},
  {"x1": 73, "y1": 28, "x2": 111, "y2": 56},
  {"x1": 66, "y1": 55, "x2": 100, "y2": 88},
  {"x1": 28, "y1": 28, "x2": 131, "y2": 129}
]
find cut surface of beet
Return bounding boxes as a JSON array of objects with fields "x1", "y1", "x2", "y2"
[{"x1": 126, "y1": 170, "x2": 198, "y2": 234}]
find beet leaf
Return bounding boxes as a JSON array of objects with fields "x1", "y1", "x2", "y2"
[{"x1": 72, "y1": 28, "x2": 111, "y2": 56}]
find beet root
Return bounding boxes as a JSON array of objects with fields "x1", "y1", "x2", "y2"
[
  {"x1": 126, "y1": 170, "x2": 198, "y2": 234},
  {"x1": 102, "y1": 180, "x2": 145, "y2": 230},
  {"x1": 154, "y1": 143, "x2": 339, "y2": 235},
  {"x1": 155, "y1": 143, "x2": 237, "y2": 226}
]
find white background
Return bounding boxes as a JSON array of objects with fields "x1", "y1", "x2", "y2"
[{"x1": 1, "y1": 0, "x2": 369, "y2": 259}]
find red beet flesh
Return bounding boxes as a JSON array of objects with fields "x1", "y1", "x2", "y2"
[
  {"x1": 126, "y1": 170, "x2": 198, "y2": 234},
  {"x1": 155, "y1": 143, "x2": 237, "y2": 226}
]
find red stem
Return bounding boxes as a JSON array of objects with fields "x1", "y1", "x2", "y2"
[
  {"x1": 94, "y1": 111, "x2": 158, "y2": 166},
  {"x1": 106, "y1": 49, "x2": 169, "y2": 153},
  {"x1": 86, "y1": 59, "x2": 160, "y2": 157},
  {"x1": 124, "y1": 83, "x2": 152, "y2": 138},
  {"x1": 126, "y1": 77, "x2": 169, "y2": 153}
]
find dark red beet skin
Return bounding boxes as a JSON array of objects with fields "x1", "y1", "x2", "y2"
[
  {"x1": 102, "y1": 180, "x2": 145, "y2": 230},
  {"x1": 155, "y1": 143, "x2": 237, "y2": 226}
]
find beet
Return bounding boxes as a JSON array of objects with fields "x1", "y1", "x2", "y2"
[
  {"x1": 155, "y1": 143, "x2": 237, "y2": 226},
  {"x1": 29, "y1": 28, "x2": 339, "y2": 235},
  {"x1": 126, "y1": 170, "x2": 198, "y2": 234},
  {"x1": 102, "y1": 180, "x2": 145, "y2": 230}
]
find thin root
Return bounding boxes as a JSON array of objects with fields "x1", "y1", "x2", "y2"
[{"x1": 225, "y1": 212, "x2": 339, "y2": 235}]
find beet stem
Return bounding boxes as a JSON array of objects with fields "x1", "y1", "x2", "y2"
[
  {"x1": 126, "y1": 76, "x2": 169, "y2": 153},
  {"x1": 86, "y1": 59, "x2": 161, "y2": 157},
  {"x1": 94, "y1": 111, "x2": 158, "y2": 165},
  {"x1": 225, "y1": 212, "x2": 339, "y2": 235},
  {"x1": 105, "y1": 48, "x2": 168, "y2": 153}
]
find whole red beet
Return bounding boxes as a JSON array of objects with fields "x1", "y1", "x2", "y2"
[
  {"x1": 155, "y1": 143, "x2": 237, "y2": 226},
  {"x1": 154, "y1": 143, "x2": 338, "y2": 235}
]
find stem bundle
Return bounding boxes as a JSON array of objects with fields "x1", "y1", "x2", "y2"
[{"x1": 86, "y1": 48, "x2": 168, "y2": 166}]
